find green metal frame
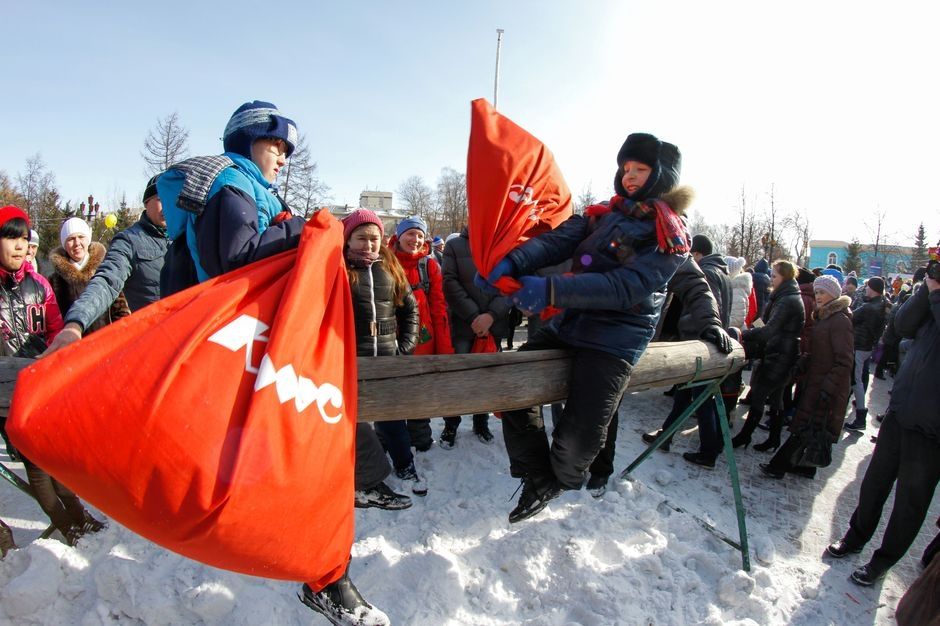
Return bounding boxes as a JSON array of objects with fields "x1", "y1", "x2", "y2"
[{"x1": 619, "y1": 357, "x2": 750, "y2": 571}]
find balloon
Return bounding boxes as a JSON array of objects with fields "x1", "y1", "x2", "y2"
[{"x1": 104, "y1": 214, "x2": 117, "y2": 229}]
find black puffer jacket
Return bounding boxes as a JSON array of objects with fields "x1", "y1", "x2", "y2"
[
  {"x1": 348, "y1": 260, "x2": 419, "y2": 357},
  {"x1": 442, "y1": 230, "x2": 514, "y2": 343},
  {"x1": 887, "y1": 284, "x2": 940, "y2": 441},
  {"x1": 852, "y1": 294, "x2": 889, "y2": 351},
  {"x1": 741, "y1": 279, "x2": 805, "y2": 389},
  {"x1": 698, "y1": 253, "x2": 732, "y2": 329},
  {"x1": 654, "y1": 256, "x2": 721, "y2": 341}
]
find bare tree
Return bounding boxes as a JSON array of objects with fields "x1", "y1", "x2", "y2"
[
  {"x1": 142, "y1": 112, "x2": 190, "y2": 175},
  {"x1": 728, "y1": 185, "x2": 764, "y2": 265},
  {"x1": 761, "y1": 183, "x2": 784, "y2": 262},
  {"x1": 397, "y1": 175, "x2": 435, "y2": 220},
  {"x1": 15, "y1": 153, "x2": 56, "y2": 221},
  {"x1": 575, "y1": 183, "x2": 597, "y2": 215},
  {"x1": 864, "y1": 207, "x2": 893, "y2": 276},
  {"x1": 434, "y1": 167, "x2": 467, "y2": 235},
  {"x1": 278, "y1": 134, "x2": 330, "y2": 217},
  {"x1": 687, "y1": 210, "x2": 733, "y2": 255},
  {"x1": 782, "y1": 209, "x2": 812, "y2": 267}
]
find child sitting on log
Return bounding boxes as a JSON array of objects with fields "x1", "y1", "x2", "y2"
[{"x1": 477, "y1": 133, "x2": 692, "y2": 523}]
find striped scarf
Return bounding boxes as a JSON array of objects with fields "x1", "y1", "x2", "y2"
[{"x1": 608, "y1": 195, "x2": 689, "y2": 255}]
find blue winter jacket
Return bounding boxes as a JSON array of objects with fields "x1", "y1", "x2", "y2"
[
  {"x1": 507, "y1": 205, "x2": 687, "y2": 363},
  {"x1": 158, "y1": 152, "x2": 305, "y2": 293}
]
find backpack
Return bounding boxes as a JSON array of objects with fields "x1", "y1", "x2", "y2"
[{"x1": 411, "y1": 256, "x2": 431, "y2": 295}]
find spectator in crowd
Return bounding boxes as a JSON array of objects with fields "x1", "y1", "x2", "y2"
[
  {"x1": 721, "y1": 255, "x2": 754, "y2": 418},
  {"x1": 641, "y1": 235, "x2": 733, "y2": 471},
  {"x1": 843, "y1": 276, "x2": 865, "y2": 310},
  {"x1": 43, "y1": 176, "x2": 169, "y2": 355},
  {"x1": 479, "y1": 132, "x2": 689, "y2": 522},
  {"x1": 759, "y1": 275, "x2": 852, "y2": 480},
  {"x1": 342, "y1": 209, "x2": 423, "y2": 505},
  {"x1": 25, "y1": 229, "x2": 39, "y2": 273},
  {"x1": 441, "y1": 226, "x2": 514, "y2": 446},
  {"x1": 156, "y1": 101, "x2": 388, "y2": 625},
  {"x1": 0, "y1": 206, "x2": 104, "y2": 546},
  {"x1": 751, "y1": 258, "x2": 772, "y2": 319},
  {"x1": 845, "y1": 277, "x2": 889, "y2": 431},
  {"x1": 431, "y1": 236, "x2": 445, "y2": 265},
  {"x1": 827, "y1": 268, "x2": 940, "y2": 586},
  {"x1": 388, "y1": 216, "x2": 454, "y2": 451},
  {"x1": 48, "y1": 217, "x2": 130, "y2": 331},
  {"x1": 774, "y1": 267, "x2": 818, "y2": 424},
  {"x1": 732, "y1": 260, "x2": 805, "y2": 451}
]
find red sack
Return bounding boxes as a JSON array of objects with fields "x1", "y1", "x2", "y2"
[
  {"x1": 7, "y1": 210, "x2": 355, "y2": 588},
  {"x1": 466, "y1": 98, "x2": 573, "y2": 280},
  {"x1": 471, "y1": 334, "x2": 498, "y2": 354}
]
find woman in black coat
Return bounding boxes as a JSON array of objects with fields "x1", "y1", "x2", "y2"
[{"x1": 732, "y1": 260, "x2": 805, "y2": 451}]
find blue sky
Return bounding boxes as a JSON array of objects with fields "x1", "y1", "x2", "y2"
[{"x1": 3, "y1": 1, "x2": 938, "y2": 248}]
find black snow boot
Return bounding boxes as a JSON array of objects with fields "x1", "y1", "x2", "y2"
[
  {"x1": 844, "y1": 409, "x2": 868, "y2": 431},
  {"x1": 300, "y1": 574, "x2": 390, "y2": 626},
  {"x1": 508, "y1": 477, "x2": 561, "y2": 524},
  {"x1": 354, "y1": 481, "x2": 412, "y2": 510}
]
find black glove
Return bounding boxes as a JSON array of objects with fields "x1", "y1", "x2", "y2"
[{"x1": 702, "y1": 326, "x2": 734, "y2": 354}]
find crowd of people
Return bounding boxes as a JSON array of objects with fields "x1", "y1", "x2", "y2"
[{"x1": 0, "y1": 101, "x2": 937, "y2": 624}]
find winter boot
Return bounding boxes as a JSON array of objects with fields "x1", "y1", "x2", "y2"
[
  {"x1": 508, "y1": 477, "x2": 561, "y2": 524},
  {"x1": 642, "y1": 430, "x2": 671, "y2": 452},
  {"x1": 682, "y1": 452, "x2": 717, "y2": 469},
  {"x1": 586, "y1": 474, "x2": 608, "y2": 498},
  {"x1": 851, "y1": 562, "x2": 887, "y2": 586},
  {"x1": 439, "y1": 425, "x2": 458, "y2": 450},
  {"x1": 395, "y1": 461, "x2": 427, "y2": 496},
  {"x1": 299, "y1": 574, "x2": 390, "y2": 626},
  {"x1": 472, "y1": 416, "x2": 494, "y2": 444},
  {"x1": 355, "y1": 482, "x2": 412, "y2": 511},
  {"x1": 0, "y1": 520, "x2": 15, "y2": 558},
  {"x1": 844, "y1": 409, "x2": 868, "y2": 431}
]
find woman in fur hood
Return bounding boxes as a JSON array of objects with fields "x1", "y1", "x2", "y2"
[{"x1": 48, "y1": 218, "x2": 130, "y2": 333}]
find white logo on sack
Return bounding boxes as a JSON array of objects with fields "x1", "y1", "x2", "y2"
[
  {"x1": 509, "y1": 184, "x2": 544, "y2": 223},
  {"x1": 208, "y1": 314, "x2": 344, "y2": 424}
]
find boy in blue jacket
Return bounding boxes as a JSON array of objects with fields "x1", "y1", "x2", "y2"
[{"x1": 480, "y1": 133, "x2": 692, "y2": 523}]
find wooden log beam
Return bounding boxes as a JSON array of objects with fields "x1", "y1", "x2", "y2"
[{"x1": 0, "y1": 340, "x2": 743, "y2": 422}]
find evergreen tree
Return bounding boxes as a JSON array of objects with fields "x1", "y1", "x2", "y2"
[
  {"x1": 911, "y1": 222, "x2": 929, "y2": 269},
  {"x1": 844, "y1": 239, "x2": 862, "y2": 274}
]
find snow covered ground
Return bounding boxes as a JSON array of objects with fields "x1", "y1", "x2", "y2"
[{"x1": 1, "y1": 371, "x2": 936, "y2": 625}]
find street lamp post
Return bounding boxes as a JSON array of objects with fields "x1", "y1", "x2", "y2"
[{"x1": 494, "y1": 28, "x2": 504, "y2": 109}]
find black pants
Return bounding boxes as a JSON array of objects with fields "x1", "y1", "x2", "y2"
[
  {"x1": 354, "y1": 422, "x2": 392, "y2": 491},
  {"x1": 23, "y1": 458, "x2": 86, "y2": 534},
  {"x1": 501, "y1": 329, "x2": 632, "y2": 490},
  {"x1": 843, "y1": 416, "x2": 940, "y2": 571},
  {"x1": 659, "y1": 386, "x2": 723, "y2": 458}
]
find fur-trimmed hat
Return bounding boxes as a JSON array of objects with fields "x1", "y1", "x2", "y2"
[
  {"x1": 613, "y1": 133, "x2": 681, "y2": 200},
  {"x1": 867, "y1": 276, "x2": 885, "y2": 294},
  {"x1": 395, "y1": 216, "x2": 428, "y2": 238},
  {"x1": 342, "y1": 209, "x2": 384, "y2": 242},
  {"x1": 223, "y1": 101, "x2": 298, "y2": 159},
  {"x1": 813, "y1": 275, "x2": 842, "y2": 299},
  {"x1": 59, "y1": 217, "x2": 91, "y2": 248}
]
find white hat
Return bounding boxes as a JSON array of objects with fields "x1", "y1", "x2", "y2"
[
  {"x1": 28, "y1": 229, "x2": 39, "y2": 246},
  {"x1": 60, "y1": 217, "x2": 92, "y2": 248}
]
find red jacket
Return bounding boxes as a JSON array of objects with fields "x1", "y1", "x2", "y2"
[{"x1": 390, "y1": 238, "x2": 454, "y2": 356}]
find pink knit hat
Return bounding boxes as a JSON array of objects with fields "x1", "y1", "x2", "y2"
[{"x1": 342, "y1": 209, "x2": 384, "y2": 242}]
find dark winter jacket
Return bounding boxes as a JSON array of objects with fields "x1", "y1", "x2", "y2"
[
  {"x1": 507, "y1": 187, "x2": 691, "y2": 363},
  {"x1": 698, "y1": 253, "x2": 732, "y2": 329},
  {"x1": 886, "y1": 284, "x2": 940, "y2": 441},
  {"x1": 798, "y1": 282, "x2": 817, "y2": 355},
  {"x1": 0, "y1": 263, "x2": 64, "y2": 357},
  {"x1": 48, "y1": 243, "x2": 130, "y2": 334},
  {"x1": 654, "y1": 256, "x2": 721, "y2": 342},
  {"x1": 853, "y1": 294, "x2": 889, "y2": 352},
  {"x1": 442, "y1": 230, "x2": 514, "y2": 344},
  {"x1": 791, "y1": 295, "x2": 853, "y2": 439},
  {"x1": 390, "y1": 239, "x2": 454, "y2": 356},
  {"x1": 752, "y1": 259, "x2": 772, "y2": 318},
  {"x1": 741, "y1": 278, "x2": 805, "y2": 392},
  {"x1": 880, "y1": 304, "x2": 901, "y2": 349},
  {"x1": 157, "y1": 153, "x2": 305, "y2": 295},
  {"x1": 348, "y1": 260, "x2": 419, "y2": 357},
  {"x1": 63, "y1": 212, "x2": 168, "y2": 332}
]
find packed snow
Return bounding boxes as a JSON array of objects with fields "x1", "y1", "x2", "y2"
[{"x1": 1, "y1": 371, "x2": 936, "y2": 625}]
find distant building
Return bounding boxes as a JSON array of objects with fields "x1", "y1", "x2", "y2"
[
  {"x1": 325, "y1": 200, "x2": 409, "y2": 239},
  {"x1": 359, "y1": 191, "x2": 393, "y2": 211},
  {"x1": 808, "y1": 240, "x2": 916, "y2": 277}
]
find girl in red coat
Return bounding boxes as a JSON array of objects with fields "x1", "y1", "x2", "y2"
[{"x1": 389, "y1": 216, "x2": 454, "y2": 450}]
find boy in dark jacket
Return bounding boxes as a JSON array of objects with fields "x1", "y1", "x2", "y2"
[
  {"x1": 479, "y1": 133, "x2": 690, "y2": 522},
  {"x1": 845, "y1": 277, "x2": 889, "y2": 430}
]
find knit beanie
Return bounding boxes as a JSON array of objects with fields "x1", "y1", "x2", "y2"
[
  {"x1": 342, "y1": 209, "x2": 384, "y2": 242},
  {"x1": 725, "y1": 256, "x2": 745, "y2": 277},
  {"x1": 913, "y1": 267, "x2": 927, "y2": 283},
  {"x1": 60, "y1": 217, "x2": 92, "y2": 248},
  {"x1": 821, "y1": 267, "x2": 844, "y2": 285},
  {"x1": 0, "y1": 205, "x2": 30, "y2": 229},
  {"x1": 845, "y1": 276, "x2": 858, "y2": 288},
  {"x1": 395, "y1": 216, "x2": 428, "y2": 239},
  {"x1": 143, "y1": 174, "x2": 160, "y2": 204},
  {"x1": 29, "y1": 229, "x2": 39, "y2": 246},
  {"x1": 813, "y1": 275, "x2": 842, "y2": 300},
  {"x1": 223, "y1": 101, "x2": 298, "y2": 159},
  {"x1": 432, "y1": 236, "x2": 444, "y2": 247},
  {"x1": 867, "y1": 276, "x2": 885, "y2": 294},
  {"x1": 690, "y1": 234, "x2": 713, "y2": 256},
  {"x1": 796, "y1": 267, "x2": 815, "y2": 285},
  {"x1": 445, "y1": 232, "x2": 460, "y2": 243}
]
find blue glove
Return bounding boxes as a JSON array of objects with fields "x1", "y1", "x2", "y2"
[
  {"x1": 512, "y1": 276, "x2": 549, "y2": 315},
  {"x1": 487, "y1": 258, "x2": 516, "y2": 284},
  {"x1": 474, "y1": 272, "x2": 501, "y2": 295}
]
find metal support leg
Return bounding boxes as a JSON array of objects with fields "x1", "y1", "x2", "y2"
[{"x1": 715, "y1": 393, "x2": 750, "y2": 571}]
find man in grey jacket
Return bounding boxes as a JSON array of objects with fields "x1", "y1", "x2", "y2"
[{"x1": 42, "y1": 176, "x2": 168, "y2": 355}]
